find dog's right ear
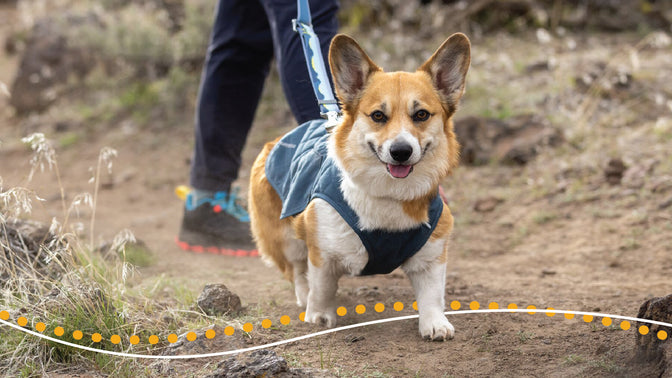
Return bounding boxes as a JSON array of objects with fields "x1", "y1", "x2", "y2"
[
  {"x1": 329, "y1": 34, "x2": 381, "y2": 108},
  {"x1": 419, "y1": 33, "x2": 471, "y2": 113}
]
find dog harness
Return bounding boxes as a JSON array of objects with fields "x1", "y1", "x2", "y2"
[{"x1": 265, "y1": 120, "x2": 444, "y2": 276}]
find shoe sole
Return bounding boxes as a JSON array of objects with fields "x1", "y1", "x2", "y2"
[{"x1": 175, "y1": 237, "x2": 259, "y2": 257}]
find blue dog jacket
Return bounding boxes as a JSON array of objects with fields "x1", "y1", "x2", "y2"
[{"x1": 265, "y1": 119, "x2": 444, "y2": 276}]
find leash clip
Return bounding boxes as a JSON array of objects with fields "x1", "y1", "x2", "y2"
[{"x1": 323, "y1": 110, "x2": 341, "y2": 130}]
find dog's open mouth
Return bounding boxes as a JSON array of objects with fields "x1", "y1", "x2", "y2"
[{"x1": 386, "y1": 163, "x2": 413, "y2": 178}]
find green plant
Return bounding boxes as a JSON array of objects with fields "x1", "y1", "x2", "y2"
[
  {"x1": 517, "y1": 330, "x2": 534, "y2": 343},
  {"x1": 532, "y1": 211, "x2": 558, "y2": 225},
  {"x1": 0, "y1": 135, "x2": 158, "y2": 376},
  {"x1": 564, "y1": 354, "x2": 586, "y2": 365}
]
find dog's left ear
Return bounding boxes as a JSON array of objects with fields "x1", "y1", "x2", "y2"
[{"x1": 419, "y1": 33, "x2": 471, "y2": 111}]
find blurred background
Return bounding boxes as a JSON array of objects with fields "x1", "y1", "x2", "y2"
[{"x1": 1, "y1": 0, "x2": 672, "y2": 376}]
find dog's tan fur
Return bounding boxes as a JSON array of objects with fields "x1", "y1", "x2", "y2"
[{"x1": 249, "y1": 33, "x2": 470, "y2": 339}]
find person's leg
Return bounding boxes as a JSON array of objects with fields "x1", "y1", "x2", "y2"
[
  {"x1": 190, "y1": 0, "x2": 274, "y2": 193},
  {"x1": 179, "y1": 0, "x2": 273, "y2": 254},
  {"x1": 260, "y1": 0, "x2": 340, "y2": 124}
]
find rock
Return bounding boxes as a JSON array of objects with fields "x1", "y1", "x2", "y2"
[
  {"x1": 10, "y1": 13, "x2": 100, "y2": 114},
  {"x1": 604, "y1": 158, "x2": 627, "y2": 185},
  {"x1": 0, "y1": 219, "x2": 63, "y2": 284},
  {"x1": 211, "y1": 350, "x2": 288, "y2": 378},
  {"x1": 473, "y1": 196, "x2": 503, "y2": 213},
  {"x1": 38, "y1": 285, "x2": 116, "y2": 317},
  {"x1": 635, "y1": 294, "x2": 672, "y2": 376},
  {"x1": 576, "y1": 0, "x2": 671, "y2": 32},
  {"x1": 453, "y1": 114, "x2": 562, "y2": 166},
  {"x1": 345, "y1": 334, "x2": 365, "y2": 344},
  {"x1": 574, "y1": 62, "x2": 637, "y2": 100},
  {"x1": 149, "y1": 360, "x2": 176, "y2": 376},
  {"x1": 197, "y1": 284, "x2": 242, "y2": 316},
  {"x1": 206, "y1": 350, "x2": 334, "y2": 378}
]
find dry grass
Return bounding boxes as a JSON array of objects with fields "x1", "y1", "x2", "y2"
[
  {"x1": 0, "y1": 133, "x2": 265, "y2": 376},
  {"x1": 0, "y1": 135, "x2": 152, "y2": 376}
]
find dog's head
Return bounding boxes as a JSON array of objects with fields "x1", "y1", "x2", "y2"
[{"x1": 328, "y1": 34, "x2": 470, "y2": 200}]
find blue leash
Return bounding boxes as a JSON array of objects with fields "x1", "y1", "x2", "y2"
[{"x1": 293, "y1": 0, "x2": 341, "y2": 128}]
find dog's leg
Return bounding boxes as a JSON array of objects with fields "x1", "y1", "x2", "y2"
[
  {"x1": 304, "y1": 259, "x2": 340, "y2": 328},
  {"x1": 285, "y1": 237, "x2": 309, "y2": 307},
  {"x1": 405, "y1": 262, "x2": 454, "y2": 341}
]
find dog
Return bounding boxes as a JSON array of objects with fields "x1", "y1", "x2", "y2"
[{"x1": 249, "y1": 33, "x2": 470, "y2": 340}]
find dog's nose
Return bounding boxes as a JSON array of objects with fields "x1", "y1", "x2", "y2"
[{"x1": 389, "y1": 142, "x2": 413, "y2": 162}]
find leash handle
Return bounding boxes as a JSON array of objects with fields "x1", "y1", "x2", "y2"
[{"x1": 293, "y1": 0, "x2": 341, "y2": 128}]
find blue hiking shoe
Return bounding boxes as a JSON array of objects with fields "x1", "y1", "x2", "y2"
[{"x1": 176, "y1": 188, "x2": 258, "y2": 256}]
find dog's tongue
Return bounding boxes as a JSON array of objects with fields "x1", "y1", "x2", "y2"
[{"x1": 387, "y1": 164, "x2": 412, "y2": 178}]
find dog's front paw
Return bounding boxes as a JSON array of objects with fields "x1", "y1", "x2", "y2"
[
  {"x1": 419, "y1": 313, "x2": 454, "y2": 341},
  {"x1": 304, "y1": 309, "x2": 337, "y2": 328}
]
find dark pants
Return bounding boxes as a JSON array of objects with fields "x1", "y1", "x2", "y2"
[{"x1": 190, "y1": 0, "x2": 339, "y2": 192}]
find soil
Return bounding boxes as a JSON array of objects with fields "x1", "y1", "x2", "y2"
[{"x1": 1, "y1": 3, "x2": 672, "y2": 377}]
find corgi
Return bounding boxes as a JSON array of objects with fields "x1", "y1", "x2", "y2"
[{"x1": 249, "y1": 33, "x2": 470, "y2": 340}]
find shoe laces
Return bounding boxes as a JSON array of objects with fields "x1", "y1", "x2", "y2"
[
  {"x1": 213, "y1": 188, "x2": 250, "y2": 222},
  {"x1": 186, "y1": 188, "x2": 250, "y2": 222}
]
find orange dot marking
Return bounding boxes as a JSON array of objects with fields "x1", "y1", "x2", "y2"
[
  {"x1": 355, "y1": 305, "x2": 366, "y2": 314},
  {"x1": 243, "y1": 323, "x2": 253, "y2": 333},
  {"x1": 393, "y1": 302, "x2": 404, "y2": 311},
  {"x1": 488, "y1": 302, "x2": 499, "y2": 310},
  {"x1": 374, "y1": 303, "x2": 385, "y2": 313},
  {"x1": 73, "y1": 330, "x2": 83, "y2": 340},
  {"x1": 583, "y1": 315, "x2": 593, "y2": 323},
  {"x1": 620, "y1": 321, "x2": 631, "y2": 330},
  {"x1": 17, "y1": 317, "x2": 28, "y2": 327},
  {"x1": 54, "y1": 327, "x2": 64, "y2": 337},
  {"x1": 658, "y1": 330, "x2": 668, "y2": 340},
  {"x1": 639, "y1": 325, "x2": 649, "y2": 335},
  {"x1": 565, "y1": 313, "x2": 575, "y2": 319},
  {"x1": 224, "y1": 326, "x2": 235, "y2": 336},
  {"x1": 602, "y1": 317, "x2": 612, "y2": 327},
  {"x1": 299, "y1": 312, "x2": 306, "y2": 322},
  {"x1": 262, "y1": 319, "x2": 272, "y2": 329},
  {"x1": 167, "y1": 334, "x2": 178, "y2": 343},
  {"x1": 546, "y1": 308, "x2": 555, "y2": 317},
  {"x1": 0, "y1": 310, "x2": 9, "y2": 320},
  {"x1": 470, "y1": 301, "x2": 479, "y2": 311},
  {"x1": 336, "y1": 307, "x2": 347, "y2": 316},
  {"x1": 280, "y1": 315, "x2": 291, "y2": 325},
  {"x1": 205, "y1": 329, "x2": 216, "y2": 339},
  {"x1": 110, "y1": 335, "x2": 121, "y2": 344},
  {"x1": 92, "y1": 333, "x2": 102, "y2": 343},
  {"x1": 527, "y1": 305, "x2": 537, "y2": 314},
  {"x1": 148, "y1": 335, "x2": 159, "y2": 344},
  {"x1": 129, "y1": 335, "x2": 140, "y2": 345},
  {"x1": 35, "y1": 322, "x2": 46, "y2": 332},
  {"x1": 508, "y1": 303, "x2": 518, "y2": 312},
  {"x1": 450, "y1": 301, "x2": 461, "y2": 310},
  {"x1": 412, "y1": 301, "x2": 418, "y2": 311},
  {"x1": 187, "y1": 332, "x2": 197, "y2": 341}
]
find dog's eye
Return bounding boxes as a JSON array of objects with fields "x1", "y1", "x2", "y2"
[
  {"x1": 412, "y1": 109, "x2": 430, "y2": 122},
  {"x1": 370, "y1": 110, "x2": 387, "y2": 123}
]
